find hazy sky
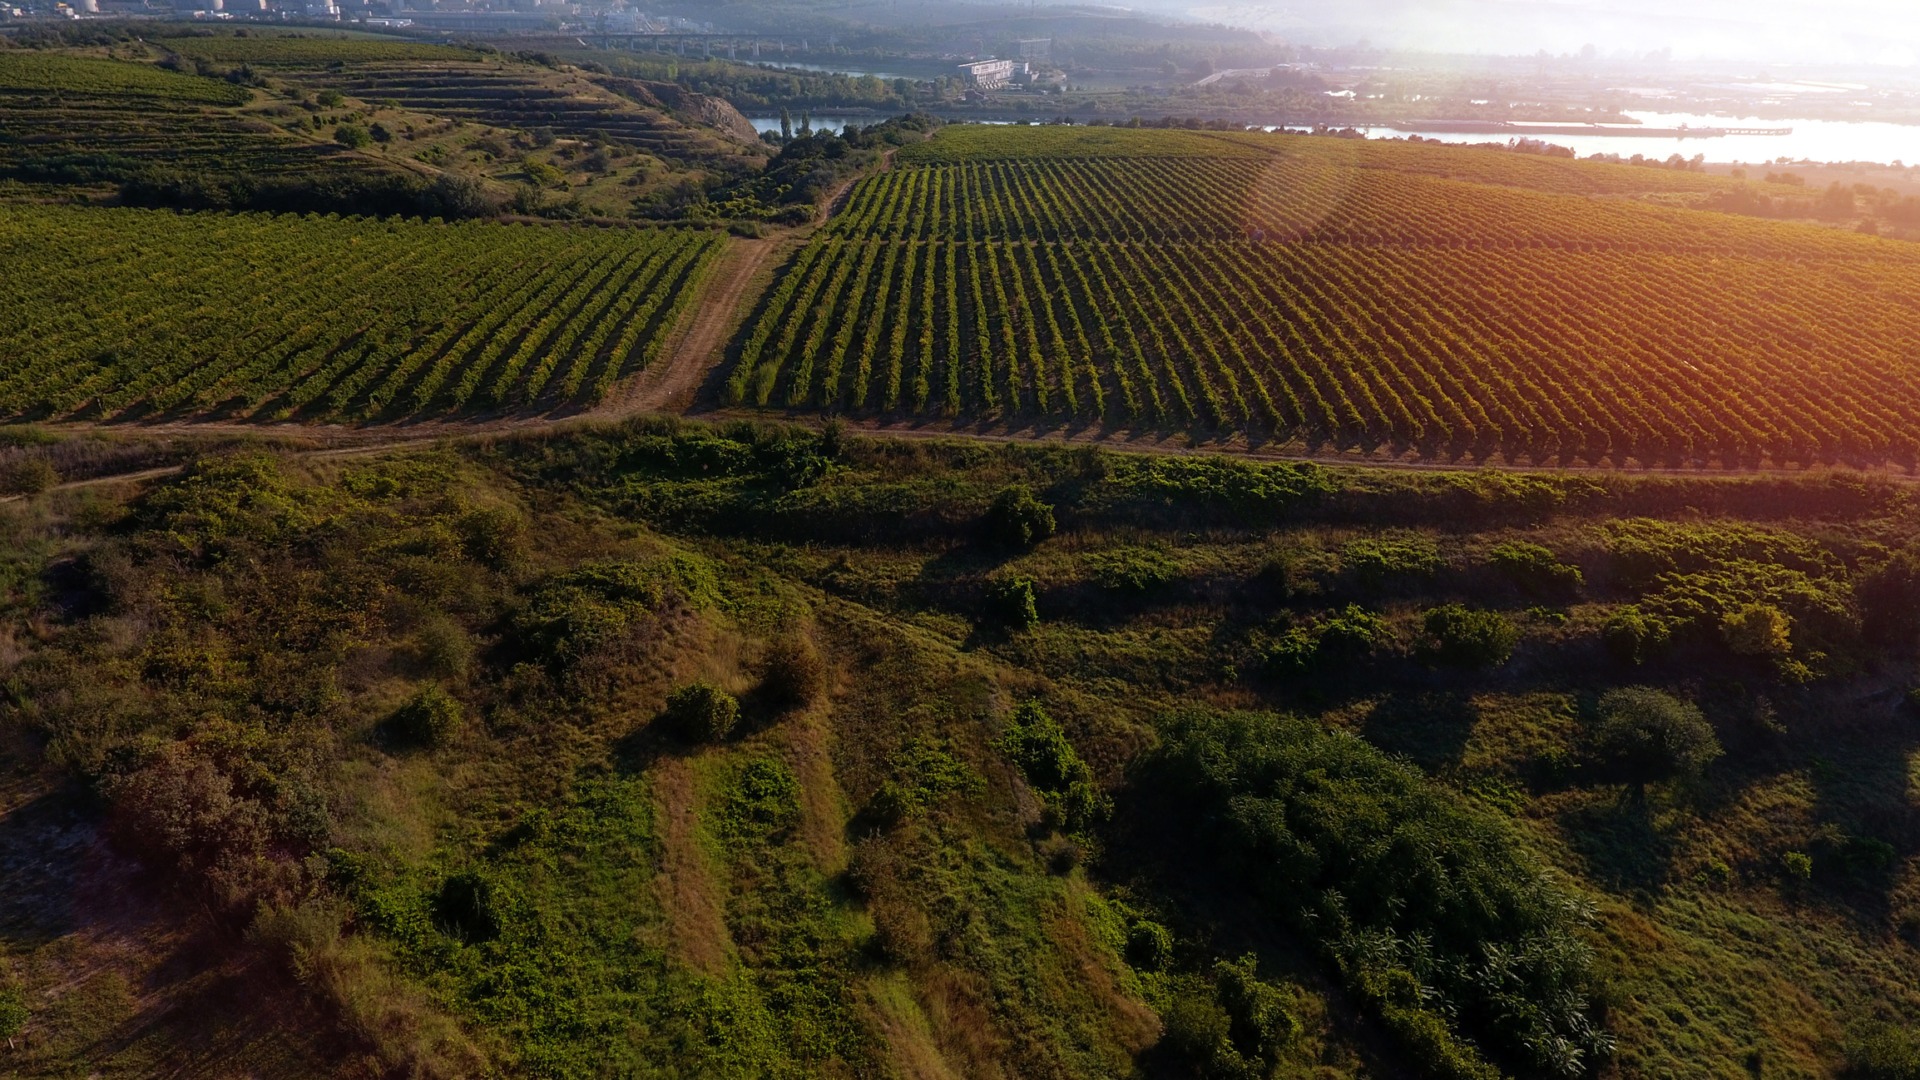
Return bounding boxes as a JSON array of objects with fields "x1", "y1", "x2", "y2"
[{"x1": 1168, "y1": 0, "x2": 1920, "y2": 65}]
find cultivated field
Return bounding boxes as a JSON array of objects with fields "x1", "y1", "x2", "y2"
[
  {"x1": 0, "y1": 206, "x2": 722, "y2": 420},
  {"x1": 729, "y1": 125, "x2": 1920, "y2": 466}
]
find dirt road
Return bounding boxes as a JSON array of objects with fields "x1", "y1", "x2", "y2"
[{"x1": 600, "y1": 237, "x2": 783, "y2": 416}]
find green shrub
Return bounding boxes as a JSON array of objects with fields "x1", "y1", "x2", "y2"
[
  {"x1": 1087, "y1": 545, "x2": 1178, "y2": 593},
  {"x1": 866, "y1": 738, "x2": 981, "y2": 826},
  {"x1": 1265, "y1": 605, "x2": 1393, "y2": 675},
  {"x1": 433, "y1": 870, "x2": 501, "y2": 943},
  {"x1": 1341, "y1": 534, "x2": 1442, "y2": 586},
  {"x1": 1002, "y1": 701, "x2": 1108, "y2": 830},
  {"x1": 988, "y1": 576, "x2": 1040, "y2": 630},
  {"x1": 1486, "y1": 541, "x2": 1583, "y2": 596},
  {"x1": 759, "y1": 635, "x2": 826, "y2": 708},
  {"x1": 717, "y1": 756, "x2": 799, "y2": 844},
  {"x1": 411, "y1": 615, "x2": 473, "y2": 679},
  {"x1": 514, "y1": 556, "x2": 718, "y2": 666},
  {"x1": 659, "y1": 682, "x2": 738, "y2": 743},
  {"x1": 1603, "y1": 606, "x2": 1671, "y2": 665},
  {"x1": 984, "y1": 484, "x2": 1056, "y2": 548},
  {"x1": 387, "y1": 685, "x2": 463, "y2": 748},
  {"x1": 0, "y1": 455, "x2": 57, "y2": 496},
  {"x1": 315, "y1": 88, "x2": 345, "y2": 107},
  {"x1": 0, "y1": 987, "x2": 27, "y2": 1043},
  {"x1": 1149, "y1": 709, "x2": 1608, "y2": 1077},
  {"x1": 1158, "y1": 980, "x2": 1243, "y2": 1076},
  {"x1": 1721, "y1": 602, "x2": 1792, "y2": 658},
  {"x1": 1588, "y1": 687, "x2": 1719, "y2": 783},
  {"x1": 1420, "y1": 604, "x2": 1518, "y2": 667},
  {"x1": 334, "y1": 123, "x2": 372, "y2": 149},
  {"x1": 1213, "y1": 954, "x2": 1301, "y2": 1063},
  {"x1": 1783, "y1": 850, "x2": 1814, "y2": 881},
  {"x1": 1846, "y1": 1024, "x2": 1920, "y2": 1079},
  {"x1": 1125, "y1": 919, "x2": 1173, "y2": 971},
  {"x1": 1860, "y1": 549, "x2": 1920, "y2": 651}
]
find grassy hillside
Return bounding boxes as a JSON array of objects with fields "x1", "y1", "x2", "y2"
[
  {"x1": 0, "y1": 32, "x2": 767, "y2": 219},
  {"x1": 727, "y1": 124, "x2": 1920, "y2": 469},
  {"x1": 0, "y1": 421, "x2": 1917, "y2": 1077}
]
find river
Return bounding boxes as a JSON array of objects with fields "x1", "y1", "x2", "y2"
[{"x1": 1375, "y1": 111, "x2": 1920, "y2": 165}]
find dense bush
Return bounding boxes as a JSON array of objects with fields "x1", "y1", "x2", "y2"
[
  {"x1": 386, "y1": 685, "x2": 464, "y2": 749},
  {"x1": 0, "y1": 455, "x2": 57, "y2": 496},
  {"x1": 106, "y1": 743, "x2": 297, "y2": 914},
  {"x1": 1088, "y1": 545, "x2": 1178, "y2": 593},
  {"x1": 985, "y1": 484, "x2": 1057, "y2": 549},
  {"x1": 759, "y1": 635, "x2": 826, "y2": 708},
  {"x1": 1342, "y1": 535, "x2": 1442, "y2": 586},
  {"x1": 1846, "y1": 1024, "x2": 1920, "y2": 1079},
  {"x1": 988, "y1": 576, "x2": 1040, "y2": 630},
  {"x1": 659, "y1": 683, "x2": 739, "y2": 743},
  {"x1": 1419, "y1": 604, "x2": 1518, "y2": 667},
  {"x1": 1002, "y1": 701, "x2": 1108, "y2": 831},
  {"x1": 1485, "y1": 541, "x2": 1583, "y2": 597},
  {"x1": 1588, "y1": 687, "x2": 1721, "y2": 784},
  {"x1": 1265, "y1": 604, "x2": 1393, "y2": 674},
  {"x1": 1148, "y1": 708, "x2": 1610, "y2": 1077},
  {"x1": 1860, "y1": 549, "x2": 1920, "y2": 652},
  {"x1": 1603, "y1": 607, "x2": 1671, "y2": 665},
  {"x1": 513, "y1": 555, "x2": 717, "y2": 669}
]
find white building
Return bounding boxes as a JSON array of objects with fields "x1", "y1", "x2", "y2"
[{"x1": 958, "y1": 58, "x2": 1026, "y2": 90}]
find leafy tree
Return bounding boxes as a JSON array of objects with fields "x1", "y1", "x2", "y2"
[
  {"x1": 333, "y1": 123, "x2": 372, "y2": 149},
  {"x1": 1588, "y1": 687, "x2": 1720, "y2": 784}
]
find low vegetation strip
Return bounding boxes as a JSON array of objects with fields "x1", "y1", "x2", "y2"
[
  {"x1": 728, "y1": 125, "x2": 1920, "y2": 466},
  {"x1": 0, "y1": 205, "x2": 723, "y2": 421},
  {"x1": 154, "y1": 32, "x2": 482, "y2": 66},
  {"x1": 0, "y1": 51, "x2": 249, "y2": 104}
]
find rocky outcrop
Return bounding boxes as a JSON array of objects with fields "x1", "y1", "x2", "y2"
[{"x1": 591, "y1": 76, "x2": 762, "y2": 145}]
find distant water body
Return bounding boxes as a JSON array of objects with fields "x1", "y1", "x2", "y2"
[
  {"x1": 1376, "y1": 111, "x2": 1920, "y2": 166},
  {"x1": 750, "y1": 111, "x2": 1920, "y2": 166}
]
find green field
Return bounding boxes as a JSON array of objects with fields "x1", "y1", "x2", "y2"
[
  {"x1": 0, "y1": 51, "x2": 249, "y2": 103},
  {"x1": 731, "y1": 126, "x2": 1918, "y2": 467},
  {"x1": 0, "y1": 206, "x2": 722, "y2": 419}
]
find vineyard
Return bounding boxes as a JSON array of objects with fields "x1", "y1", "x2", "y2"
[
  {"x1": 728, "y1": 125, "x2": 1920, "y2": 465},
  {"x1": 0, "y1": 205, "x2": 722, "y2": 421},
  {"x1": 0, "y1": 52, "x2": 248, "y2": 104}
]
